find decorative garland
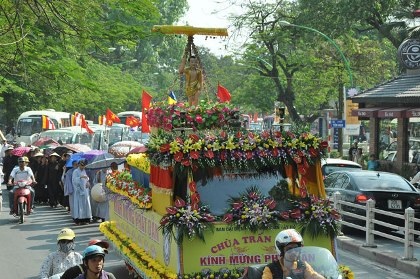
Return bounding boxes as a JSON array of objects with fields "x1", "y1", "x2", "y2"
[
  {"x1": 106, "y1": 171, "x2": 152, "y2": 209},
  {"x1": 100, "y1": 221, "x2": 178, "y2": 279}
]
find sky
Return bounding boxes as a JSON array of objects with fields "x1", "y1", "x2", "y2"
[{"x1": 178, "y1": 0, "x2": 243, "y2": 56}]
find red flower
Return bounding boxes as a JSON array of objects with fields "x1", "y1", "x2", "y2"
[
  {"x1": 232, "y1": 201, "x2": 243, "y2": 210},
  {"x1": 204, "y1": 149, "x2": 214, "y2": 159},
  {"x1": 195, "y1": 115, "x2": 203, "y2": 124},
  {"x1": 190, "y1": 150, "x2": 200, "y2": 160},
  {"x1": 160, "y1": 144, "x2": 170, "y2": 153},
  {"x1": 320, "y1": 141, "x2": 329, "y2": 148},
  {"x1": 176, "y1": 137, "x2": 184, "y2": 144},
  {"x1": 189, "y1": 134, "x2": 199, "y2": 142},
  {"x1": 166, "y1": 207, "x2": 178, "y2": 214},
  {"x1": 174, "y1": 152, "x2": 184, "y2": 162},
  {"x1": 246, "y1": 150, "x2": 253, "y2": 159},
  {"x1": 174, "y1": 198, "x2": 186, "y2": 208},
  {"x1": 289, "y1": 208, "x2": 302, "y2": 219},
  {"x1": 191, "y1": 192, "x2": 200, "y2": 204},
  {"x1": 248, "y1": 192, "x2": 258, "y2": 200},
  {"x1": 220, "y1": 131, "x2": 227, "y2": 138},
  {"x1": 280, "y1": 211, "x2": 290, "y2": 220},
  {"x1": 203, "y1": 215, "x2": 215, "y2": 222},
  {"x1": 223, "y1": 213, "x2": 233, "y2": 223},
  {"x1": 272, "y1": 148, "x2": 279, "y2": 157},
  {"x1": 264, "y1": 198, "x2": 276, "y2": 209},
  {"x1": 189, "y1": 181, "x2": 197, "y2": 192},
  {"x1": 308, "y1": 147, "x2": 318, "y2": 157},
  {"x1": 181, "y1": 158, "x2": 191, "y2": 166},
  {"x1": 236, "y1": 131, "x2": 242, "y2": 138},
  {"x1": 160, "y1": 217, "x2": 169, "y2": 225}
]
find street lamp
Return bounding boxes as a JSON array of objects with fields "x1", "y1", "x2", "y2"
[{"x1": 279, "y1": 21, "x2": 354, "y2": 87}]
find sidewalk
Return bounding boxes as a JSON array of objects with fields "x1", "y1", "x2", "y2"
[{"x1": 337, "y1": 235, "x2": 420, "y2": 277}]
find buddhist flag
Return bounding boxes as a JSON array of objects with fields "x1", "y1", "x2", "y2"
[
  {"x1": 42, "y1": 115, "x2": 56, "y2": 130},
  {"x1": 106, "y1": 108, "x2": 121, "y2": 124},
  {"x1": 142, "y1": 90, "x2": 153, "y2": 133},
  {"x1": 217, "y1": 84, "x2": 231, "y2": 103},
  {"x1": 81, "y1": 116, "x2": 94, "y2": 134},
  {"x1": 126, "y1": 115, "x2": 141, "y2": 128},
  {"x1": 168, "y1": 91, "x2": 177, "y2": 105},
  {"x1": 71, "y1": 112, "x2": 83, "y2": 126}
]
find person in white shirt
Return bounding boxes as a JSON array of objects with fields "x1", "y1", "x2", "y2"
[
  {"x1": 8, "y1": 156, "x2": 36, "y2": 214},
  {"x1": 39, "y1": 228, "x2": 83, "y2": 279}
]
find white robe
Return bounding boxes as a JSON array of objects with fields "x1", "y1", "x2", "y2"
[{"x1": 71, "y1": 167, "x2": 92, "y2": 220}]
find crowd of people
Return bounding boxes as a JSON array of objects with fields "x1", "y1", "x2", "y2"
[{"x1": 1, "y1": 139, "x2": 120, "y2": 225}]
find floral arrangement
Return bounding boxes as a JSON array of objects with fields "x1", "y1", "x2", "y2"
[
  {"x1": 279, "y1": 194, "x2": 340, "y2": 238},
  {"x1": 148, "y1": 127, "x2": 327, "y2": 173},
  {"x1": 147, "y1": 101, "x2": 241, "y2": 131},
  {"x1": 222, "y1": 186, "x2": 279, "y2": 232},
  {"x1": 99, "y1": 221, "x2": 178, "y2": 279},
  {"x1": 159, "y1": 197, "x2": 215, "y2": 245},
  {"x1": 106, "y1": 171, "x2": 152, "y2": 209},
  {"x1": 339, "y1": 265, "x2": 355, "y2": 279}
]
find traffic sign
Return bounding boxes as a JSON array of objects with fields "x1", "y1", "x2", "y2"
[{"x1": 331, "y1": 119, "x2": 346, "y2": 128}]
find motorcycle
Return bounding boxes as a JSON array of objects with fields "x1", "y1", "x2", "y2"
[
  {"x1": 10, "y1": 180, "x2": 33, "y2": 224},
  {"x1": 242, "y1": 246, "x2": 343, "y2": 279}
]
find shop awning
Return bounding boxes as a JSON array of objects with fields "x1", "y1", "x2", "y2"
[
  {"x1": 351, "y1": 107, "x2": 384, "y2": 118},
  {"x1": 404, "y1": 108, "x2": 420, "y2": 118},
  {"x1": 377, "y1": 107, "x2": 410, "y2": 118}
]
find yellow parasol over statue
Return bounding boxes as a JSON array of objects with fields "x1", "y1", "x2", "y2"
[
  {"x1": 151, "y1": 25, "x2": 228, "y2": 37},
  {"x1": 152, "y1": 25, "x2": 228, "y2": 106}
]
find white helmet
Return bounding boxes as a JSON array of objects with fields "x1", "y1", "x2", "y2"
[{"x1": 275, "y1": 229, "x2": 303, "y2": 255}]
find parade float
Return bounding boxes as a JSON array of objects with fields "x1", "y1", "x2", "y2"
[{"x1": 100, "y1": 25, "x2": 352, "y2": 279}]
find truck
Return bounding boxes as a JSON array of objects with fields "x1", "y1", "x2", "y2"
[{"x1": 100, "y1": 101, "x2": 342, "y2": 279}]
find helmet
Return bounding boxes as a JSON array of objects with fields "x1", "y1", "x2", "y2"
[
  {"x1": 275, "y1": 229, "x2": 303, "y2": 255},
  {"x1": 57, "y1": 228, "x2": 76, "y2": 241},
  {"x1": 88, "y1": 239, "x2": 110, "y2": 251},
  {"x1": 18, "y1": 156, "x2": 29, "y2": 163},
  {"x1": 83, "y1": 245, "x2": 106, "y2": 260}
]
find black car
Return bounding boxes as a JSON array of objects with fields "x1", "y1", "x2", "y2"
[{"x1": 324, "y1": 170, "x2": 420, "y2": 233}]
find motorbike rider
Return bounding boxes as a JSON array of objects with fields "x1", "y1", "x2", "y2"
[
  {"x1": 59, "y1": 239, "x2": 110, "y2": 279},
  {"x1": 75, "y1": 245, "x2": 116, "y2": 279},
  {"x1": 39, "y1": 228, "x2": 83, "y2": 279},
  {"x1": 262, "y1": 229, "x2": 325, "y2": 279},
  {"x1": 7, "y1": 156, "x2": 36, "y2": 214}
]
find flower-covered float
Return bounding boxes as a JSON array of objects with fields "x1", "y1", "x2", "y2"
[{"x1": 100, "y1": 99, "x2": 351, "y2": 279}]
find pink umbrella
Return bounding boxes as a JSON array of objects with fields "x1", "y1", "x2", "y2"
[
  {"x1": 32, "y1": 137, "x2": 60, "y2": 147},
  {"x1": 127, "y1": 145, "x2": 147, "y2": 155},
  {"x1": 11, "y1": 146, "x2": 32, "y2": 157}
]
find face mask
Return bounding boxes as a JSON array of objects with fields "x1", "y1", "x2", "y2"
[{"x1": 58, "y1": 241, "x2": 75, "y2": 254}]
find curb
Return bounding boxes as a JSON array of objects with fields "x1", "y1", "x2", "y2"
[{"x1": 337, "y1": 236, "x2": 420, "y2": 277}]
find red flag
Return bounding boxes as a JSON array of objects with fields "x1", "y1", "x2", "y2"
[
  {"x1": 141, "y1": 90, "x2": 152, "y2": 133},
  {"x1": 217, "y1": 84, "x2": 231, "y2": 103},
  {"x1": 126, "y1": 115, "x2": 141, "y2": 128},
  {"x1": 81, "y1": 116, "x2": 94, "y2": 134},
  {"x1": 106, "y1": 108, "x2": 121, "y2": 124}
]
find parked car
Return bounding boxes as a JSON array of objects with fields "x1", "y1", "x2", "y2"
[
  {"x1": 321, "y1": 158, "x2": 362, "y2": 177},
  {"x1": 324, "y1": 170, "x2": 420, "y2": 234},
  {"x1": 130, "y1": 131, "x2": 150, "y2": 144}
]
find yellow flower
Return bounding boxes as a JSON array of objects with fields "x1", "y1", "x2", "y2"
[
  {"x1": 170, "y1": 140, "x2": 181, "y2": 153},
  {"x1": 225, "y1": 137, "x2": 236, "y2": 150}
]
